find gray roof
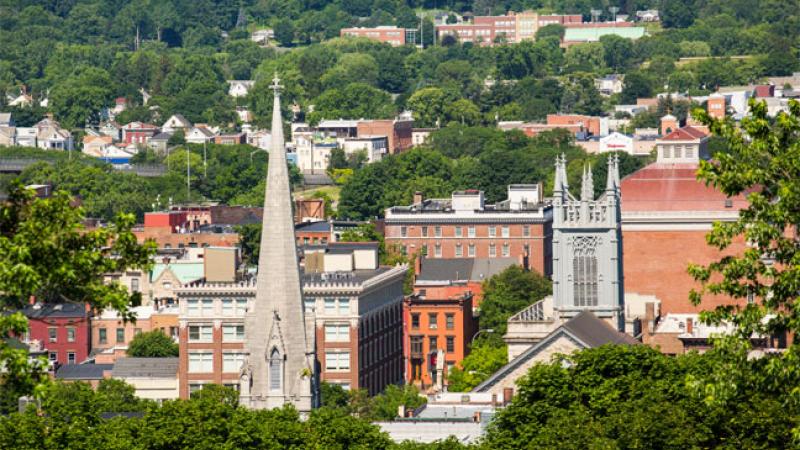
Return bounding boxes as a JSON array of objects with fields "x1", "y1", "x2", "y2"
[
  {"x1": 474, "y1": 311, "x2": 638, "y2": 392},
  {"x1": 417, "y1": 258, "x2": 519, "y2": 282},
  {"x1": 112, "y1": 357, "x2": 179, "y2": 378},
  {"x1": 56, "y1": 363, "x2": 113, "y2": 380},
  {"x1": 295, "y1": 221, "x2": 331, "y2": 232},
  {"x1": 301, "y1": 266, "x2": 393, "y2": 284},
  {"x1": 23, "y1": 302, "x2": 88, "y2": 319},
  {"x1": 150, "y1": 132, "x2": 173, "y2": 141}
]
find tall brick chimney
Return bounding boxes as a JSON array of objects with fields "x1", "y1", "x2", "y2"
[{"x1": 413, "y1": 191, "x2": 424, "y2": 204}]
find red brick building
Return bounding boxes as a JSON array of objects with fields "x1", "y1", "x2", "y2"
[
  {"x1": 340, "y1": 26, "x2": 410, "y2": 46},
  {"x1": 22, "y1": 303, "x2": 91, "y2": 367},
  {"x1": 357, "y1": 119, "x2": 413, "y2": 154},
  {"x1": 384, "y1": 185, "x2": 553, "y2": 278},
  {"x1": 413, "y1": 257, "x2": 521, "y2": 308},
  {"x1": 546, "y1": 114, "x2": 603, "y2": 136},
  {"x1": 404, "y1": 291, "x2": 477, "y2": 388},
  {"x1": 121, "y1": 122, "x2": 160, "y2": 145}
]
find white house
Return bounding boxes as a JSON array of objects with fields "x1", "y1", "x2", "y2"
[
  {"x1": 185, "y1": 126, "x2": 216, "y2": 144},
  {"x1": 228, "y1": 80, "x2": 255, "y2": 98},
  {"x1": 161, "y1": 114, "x2": 192, "y2": 134},
  {"x1": 342, "y1": 136, "x2": 387, "y2": 163},
  {"x1": 595, "y1": 74, "x2": 624, "y2": 96},
  {"x1": 251, "y1": 29, "x2": 274, "y2": 45}
]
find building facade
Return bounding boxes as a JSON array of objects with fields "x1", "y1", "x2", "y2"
[
  {"x1": 340, "y1": 26, "x2": 410, "y2": 46},
  {"x1": 22, "y1": 303, "x2": 91, "y2": 367},
  {"x1": 384, "y1": 185, "x2": 553, "y2": 277}
]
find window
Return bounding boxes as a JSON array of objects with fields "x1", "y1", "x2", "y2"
[
  {"x1": 446, "y1": 336, "x2": 455, "y2": 353},
  {"x1": 502, "y1": 243, "x2": 510, "y2": 257},
  {"x1": 189, "y1": 383, "x2": 203, "y2": 394},
  {"x1": 428, "y1": 313, "x2": 438, "y2": 329},
  {"x1": 189, "y1": 352, "x2": 214, "y2": 373},
  {"x1": 421, "y1": 226, "x2": 428, "y2": 237},
  {"x1": 434, "y1": 244, "x2": 442, "y2": 258},
  {"x1": 429, "y1": 336, "x2": 438, "y2": 351},
  {"x1": 325, "y1": 351, "x2": 350, "y2": 371},
  {"x1": 411, "y1": 313, "x2": 420, "y2": 329},
  {"x1": 222, "y1": 299, "x2": 248, "y2": 316},
  {"x1": 434, "y1": 226, "x2": 442, "y2": 237},
  {"x1": 98, "y1": 328, "x2": 107, "y2": 344},
  {"x1": 468, "y1": 244, "x2": 476, "y2": 257},
  {"x1": 200, "y1": 300, "x2": 214, "y2": 316},
  {"x1": 455, "y1": 226, "x2": 462, "y2": 238},
  {"x1": 468, "y1": 226, "x2": 476, "y2": 238},
  {"x1": 222, "y1": 325, "x2": 245, "y2": 341},
  {"x1": 446, "y1": 314, "x2": 455, "y2": 330},
  {"x1": 163, "y1": 281, "x2": 172, "y2": 290},
  {"x1": 304, "y1": 297, "x2": 316, "y2": 312},
  {"x1": 186, "y1": 299, "x2": 199, "y2": 316},
  {"x1": 325, "y1": 324, "x2": 350, "y2": 342},
  {"x1": 131, "y1": 278, "x2": 140, "y2": 292},
  {"x1": 222, "y1": 299, "x2": 234, "y2": 316},
  {"x1": 488, "y1": 226, "x2": 496, "y2": 238},
  {"x1": 338, "y1": 298, "x2": 350, "y2": 314},
  {"x1": 269, "y1": 348, "x2": 282, "y2": 391},
  {"x1": 48, "y1": 327, "x2": 57, "y2": 343},
  {"x1": 489, "y1": 244, "x2": 496, "y2": 258},
  {"x1": 324, "y1": 298, "x2": 336, "y2": 313},
  {"x1": 116, "y1": 328, "x2": 125, "y2": 343},
  {"x1": 67, "y1": 352, "x2": 76, "y2": 364},
  {"x1": 189, "y1": 326, "x2": 213, "y2": 342},
  {"x1": 455, "y1": 243, "x2": 463, "y2": 257},
  {"x1": 400, "y1": 226, "x2": 407, "y2": 238},
  {"x1": 48, "y1": 352, "x2": 57, "y2": 362},
  {"x1": 523, "y1": 225, "x2": 530, "y2": 237},
  {"x1": 573, "y1": 237, "x2": 599, "y2": 307},
  {"x1": 223, "y1": 352, "x2": 246, "y2": 373},
  {"x1": 67, "y1": 327, "x2": 76, "y2": 343},
  {"x1": 410, "y1": 335, "x2": 424, "y2": 355},
  {"x1": 502, "y1": 226, "x2": 510, "y2": 238}
]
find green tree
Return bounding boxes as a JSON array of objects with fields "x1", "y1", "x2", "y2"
[
  {"x1": 407, "y1": 87, "x2": 448, "y2": 128},
  {"x1": 535, "y1": 24, "x2": 565, "y2": 40},
  {"x1": 479, "y1": 265, "x2": 552, "y2": 336},
  {"x1": 310, "y1": 83, "x2": 396, "y2": 124},
  {"x1": 126, "y1": 330, "x2": 179, "y2": 357},
  {"x1": 620, "y1": 70, "x2": 655, "y2": 104},
  {"x1": 447, "y1": 342, "x2": 508, "y2": 392},
  {"x1": 274, "y1": 19, "x2": 295, "y2": 47}
]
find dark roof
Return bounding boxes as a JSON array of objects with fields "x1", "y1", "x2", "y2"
[
  {"x1": 295, "y1": 221, "x2": 331, "y2": 232},
  {"x1": 416, "y1": 258, "x2": 518, "y2": 282},
  {"x1": 210, "y1": 206, "x2": 263, "y2": 226},
  {"x1": 150, "y1": 132, "x2": 172, "y2": 141},
  {"x1": 473, "y1": 311, "x2": 637, "y2": 392},
  {"x1": 22, "y1": 303, "x2": 88, "y2": 319},
  {"x1": 56, "y1": 363, "x2": 113, "y2": 380},
  {"x1": 112, "y1": 357, "x2": 179, "y2": 378}
]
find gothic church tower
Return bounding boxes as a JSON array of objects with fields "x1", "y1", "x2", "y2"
[
  {"x1": 551, "y1": 155, "x2": 624, "y2": 331},
  {"x1": 239, "y1": 75, "x2": 316, "y2": 412}
]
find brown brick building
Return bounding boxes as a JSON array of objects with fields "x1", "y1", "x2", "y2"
[
  {"x1": 340, "y1": 26, "x2": 410, "y2": 46},
  {"x1": 384, "y1": 185, "x2": 553, "y2": 278}
]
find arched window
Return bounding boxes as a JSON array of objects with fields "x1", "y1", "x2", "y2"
[
  {"x1": 269, "y1": 347, "x2": 282, "y2": 391},
  {"x1": 572, "y1": 237, "x2": 599, "y2": 307}
]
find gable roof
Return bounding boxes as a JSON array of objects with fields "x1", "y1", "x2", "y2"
[
  {"x1": 22, "y1": 302, "x2": 87, "y2": 319},
  {"x1": 416, "y1": 258, "x2": 519, "y2": 283},
  {"x1": 151, "y1": 262, "x2": 205, "y2": 284},
  {"x1": 660, "y1": 126, "x2": 708, "y2": 141},
  {"x1": 112, "y1": 357, "x2": 179, "y2": 378},
  {"x1": 473, "y1": 311, "x2": 637, "y2": 393}
]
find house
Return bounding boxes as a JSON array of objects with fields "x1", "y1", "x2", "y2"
[
  {"x1": 474, "y1": 311, "x2": 639, "y2": 396},
  {"x1": 91, "y1": 306, "x2": 154, "y2": 362},
  {"x1": 412, "y1": 128, "x2": 435, "y2": 146},
  {"x1": 214, "y1": 133, "x2": 246, "y2": 145},
  {"x1": 22, "y1": 302, "x2": 91, "y2": 367},
  {"x1": 96, "y1": 145, "x2": 136, "y2": 165},
  {"x1": 8, "y1": 93, "x2": 33, "y2": 107},
  {"x1": 35, "y1": 117, "x2": 73, "y2": 151},
  {"x1": 228, "y1": 80, "x2": 255, "y2": 98},
  {"x1": 236, "y1": 106, "x2": 253, "y2": 123},
  {"x1": 148, "y1": 132, "x2": 172, "y2": 154},
  {"x1": 636, "y1": 10, "x2": 659, "y2": 21},
  {"x1": 0, "y1": 126, "x2": 15, "y2": 146},
  {"x1": 595, "y1": 74, "x2": 624, "y2": 95},
  {"x1": 185, "y1": 126, "x2": 216, "y2": 144},
  {"x1": 0, "y1": 113, "x2": 13, "y2": 127},
  {"x1": 161, "y1": 114, "x2": 192, "y2": 134},
  {"x1": 99, "y1": 121, "x2": 122, "y2": 141},
  {"x1": 112, "y1": 357, "x2": 180, "y2": 402},
  {"x1": 121, "y1": 122, "x2": 160, "y2": 145},
  {"x1": 82, "y1": 135, "x2": 114, "y2": 157},
  {"x1": 251, "y1": 29, "x2": 273, "y2": 45},
  {"x1": 14, "y1": 127, "x2": 37, "y2": 147},
  {"x1": 413, "y1": 257, "x2": 519, "y2": 307},
  {"x1": 342, "y1": 136, "x2": 388, "y2": 163},
  {"x1": 246, "y1": 129, "x2": 271, "y2": 149}
]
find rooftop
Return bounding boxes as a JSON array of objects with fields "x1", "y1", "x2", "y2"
[
  {"x1": 416, "y1": 258, "x2": 518, "y2": 283},
  {"x1": 151, "y1": 262, "x2": 205, "y2": 284},
  {"x1": 23, "y1": 302, "x2": 87, "y2": 319},
  {"x1": 659, "y1": 126, "x2": 708, "y2": 141},
  {"x1": 564, "y1": 26, "x2": 645, "y2": 41},
  {"x1": 56, "y1": 363, "x2": 113, "y2": 380},
  {"x1": 112, "y1": 357, "x2": 179, "y2": 378}
]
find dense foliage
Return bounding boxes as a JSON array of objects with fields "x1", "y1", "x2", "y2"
[{"x1": 127, "y1": 330, "x2": 179, "y2": 358}]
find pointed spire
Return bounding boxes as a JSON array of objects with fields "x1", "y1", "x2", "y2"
[
  {"x1": 581, "y1": 162, "x2": 594, "y2": 201},
  {"x1": 613, "y1": 154, "x2": 621, "y2": 191},
  {"x1": 560, "y1": 153, "x2": 569, "y2": 191},
  {"x1": 606, "y1": 154, "x2": 616, "y2": 192},
  {"x1": 553, "y1": 156, "x2": 563, "y2": 194}
]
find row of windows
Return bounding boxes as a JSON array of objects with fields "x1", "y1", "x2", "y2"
[
  {"x1": 97, "y1": 327, "x2": 141, "y2": 344},
  {"x1": 188, "y1": 352, "x2": 246, "y2": 373},
  {"x1": 325, "y1": 351, "x2": 351, "y2": 371},
  {"x1": 185, "y1": 299, "x2": 248, "y2": 317},
  {"x1": 305, "y1": 297, "x2": 351, "y2": 315},
  {"x1": 410, "y1": 335, "x2": 457, "y2": 353},
  {"x1": 402, "y1": 225, "x2": 527, "y2": 238},
  {"x1": 324, "y1": 324, "x2": 350, "y2": 342},
  {"x1": 186, "y1": 325, "x2": 245, "y2": 342},
  {"x1": 48, "y1": 327, "x2": 78, "y2": 343},
  {"x1": 411, "y1": 313, "x2": 455, "y2": 330},
  {"x1": 49, "y1": 351, "x2": 77, "y2": 364},
  {"x1": 415, "y1": 242, "x2": 521, "y2": 258},
  {"x1": 360, "y1": 327, "x2": 402, "y2": 369},
  {"x1": 359, "y1": 303, "x2": 402, "y2": 340},
  {"x1": 660, "y1": 144, "x2": 697, "y2": 159}
]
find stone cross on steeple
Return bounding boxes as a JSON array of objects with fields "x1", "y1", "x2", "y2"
[{"x1": 240, "y1": 73, "x2": 316, "y2": 413}]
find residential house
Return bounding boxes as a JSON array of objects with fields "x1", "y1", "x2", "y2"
[
  {"x1": 413, "y1": 257, "x2": 519, "y2": 308},
  {"x1": 246, "y1": 129, "x2": 271, "y2": 149},
  {"x1": 636, "y1": 10, "x2": 659, "y2": 21},
  {"x1": 99, "y1": 121, "x2": 122, "y2": 141},
  {"x1": 82, "y1": 135, "x2": 114, "y2": 157},
  {"x1": 251, "y1": 29, "x2": 273, "y2": 46},
  {"x1": 35, "y1": 117, "x2": 73, "y2": 150},
  {"x1": 91, "y1": 306, "x2": 154, "y2": 362},
  {"x1": 55, "y1": 363, "x2": 113, "y2": 388},
  {"x1": 22, "y1": 302, "x2": 91, "y2": 367},
  {"x1": 0, "y1": 126, "x2": 15, "y2": 146},
  {"x1": 186, "y1": 126, "x2": 216, "y2": 144},
  {"x1": 595, "y1": 74, "x2": 624, "y2": 95},
  {"x1": 228, "y1": 80, "x2": 255, "y2": 98},
  {"x1": 412, "y1": 128, "x2": 434, "y2": 147},
  {"x1": 14, "y1": 127, "x2": 37, "y2": 147},
  {"x1": 384, "y1": 185, "x2": 553, "y2": 277},
  {"x1": 342, "y1": 136, "x2": 388, "y2": 163},
  {"x1": 161, "y1": 114, "x2": 192, "y2": 134},
  {"x1": 112, "y1": 357, "x2": 180, "y2": 402},
  {"x1": 148, "y1": 132, "x2": 172, "y2": 154},
  {"x1": 121, "y1": 122, "x2": 160, "y2": 145}
]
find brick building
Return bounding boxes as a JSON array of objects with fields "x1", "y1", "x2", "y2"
[
  {"x1": 22, "y1": 302, "x2": 91, "y2": 367},
  {"x1": 384, "y1": 185, "x2": 552, "y2": 277},
  {"x1": 404, "y1": 291, "x2": 477, "y2": 388},
  {"x1": 546, "y1": 114, "x2": 604, "y2": 136},
  {"x1": 340, "y1": 26, "x2": 410, "y2": 46},
  {"x1": 413, "y1": 257, "x2": 520, "y2": 308},
  {"x1": 174, "y1": 243, "x2": 407, "y2": 397},
  {"x1": 436, "y1": 12, "x2": 582, "y2": 46},
  {"x1": 121, "y1": 122, "x2": 160, "y2": 145}
]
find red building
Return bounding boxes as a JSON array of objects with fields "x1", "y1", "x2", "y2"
[
  {"x1": 121, "y1": 122, "x2": 160, "y2": 145},
  {"x1": 413, "y1": 257, "x2": 521, "y2": 308},
  {"x1": 340, "y1": 26, "x2": 410, "y2": 46},
  {"x1": 546, "y1": 114, "x2": 603, "y2": 136},
  {"x1": 404, "y1": 291, "x2": 477, "y2": 388},
  {"x1": 23, "y1": 303, "x2": 91, "y2": 367},
  {"x1": 384, "y1": 185, "x2": 552, "y2": 278},
  {"x1": 357, "y1": 119, "x2": 413, "y2": 154}
]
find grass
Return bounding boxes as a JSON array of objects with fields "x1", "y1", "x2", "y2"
[{"x1": 294, "y1": 184, "x2": 341, "y2": 202}]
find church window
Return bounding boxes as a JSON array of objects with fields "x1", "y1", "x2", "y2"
[
  {"x1": 269, "y1": 348, "x2": 282, "y2": 391},
  {"x1": 572, "y1": 237, "x2": 599, "y2": 307}
]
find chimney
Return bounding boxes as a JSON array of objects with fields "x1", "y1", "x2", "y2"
[
  {"x1": 660, "y1": 114, "x2": 678, "y2": 136},
  {"x1": 644, "y1": 302, "x2": 656, "y2": 334},
  {"x1": 503, "y1": 387, "x2": 514, "y2": 405},
  {"x1": 413, "y1": 191, "x2": 424, "y2": 205},
  {"x1": 686, "y1": 318, "x2": 694, "y2": 335}
]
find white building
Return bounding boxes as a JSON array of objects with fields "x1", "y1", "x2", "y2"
[
  {"x1": 342, "y1": 136, "x2": 387, "y2": 163},
  {"x1": 599, "y1": 132, "x2": 633, "y2": 154},
  {"x1": 161, "y1": 114, "x2": 192, "y2": 134},
  {"x1": 228, "y1": 80, "x2": 255, "y2": 98},
  {"x1": 112, "y1": 357, "x2": 179, "y2": 402}
]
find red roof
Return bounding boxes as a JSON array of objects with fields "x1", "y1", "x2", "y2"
[
  {"x1": 620, "y1": 163, "x2": 748, "y2": 212},
  {"x1": 660, "y1": 126, "x2": 708, "y2": 141},
  {"x1": 753, "y1": 85, "x2": 774, "y2": 98}
]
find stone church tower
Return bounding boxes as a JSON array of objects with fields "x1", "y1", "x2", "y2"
[
  {"x1": 551, "y1": 154, "x2": 624, "y2": 331},
  {"x1": 239, "y1": 75, "x2": 316, "y2": 412}
]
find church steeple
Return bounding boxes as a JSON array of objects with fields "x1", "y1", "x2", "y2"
[
  {"x1": 240, "y1": 73, "x2": 315, "y2": 412},
  {"x1": 581, "y1": 163, "x2": 594, "y2": 201}
]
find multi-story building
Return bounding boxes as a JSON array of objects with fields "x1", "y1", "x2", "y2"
[
  {"x1": 413, "y1": 257, "x2": 520, "y2": 308},
  {"x1": 22, "y1": 302, "x2": 91, "y2": 367},
  {"x1": 175, "y1": 243, "x2": 407, "y2": 397},
  {"x1": 403, "y1": 291, "x2": 477, "y2": 388},
  {"x1": 121, "y1": 122, "x2": 160, "y2": 145},
  {"x1": 91, "y1": 304, "x2": 180, "y2": 364},
  {"x1": 384, "y1": 185, "x2": 553, "y2": 277},
  {"x1": 340, "y1": 26, "x2": 411, "y2": 46},
  {"x1": 435, "y1": 12, "x2": 582, "y2": 46}
]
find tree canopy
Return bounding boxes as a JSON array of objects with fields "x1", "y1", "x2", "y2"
[{"x1": 127, "y1": 330, "x2": 179, "y2": 357}]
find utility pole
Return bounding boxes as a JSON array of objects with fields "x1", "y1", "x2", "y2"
[
  {"x1": 203, "y1": 140, "x2": 207, "y2": 178},
  {"x1": 186, "y1": 148, "x2": 190, "y2": 199}
]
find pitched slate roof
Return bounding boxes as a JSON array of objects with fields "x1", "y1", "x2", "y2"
[
  {"x1": 22, "y1": 302, "x2": 87, "y2": 319},
  {"x1": 295, "y1": 220, "x2": 331, "y2": 232},
  {"x1": 416, "y1": 258, "x2": 519, "y2": 282},
  {"x1": 56, "y1": 363, "x2": 113, "y2": 380},
  {"x1": 112, "y1": 357, "x2": 179, "y2": 378},
  {"x1": 473, "y1": 311, "x2": 638, "y2": 393}
]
